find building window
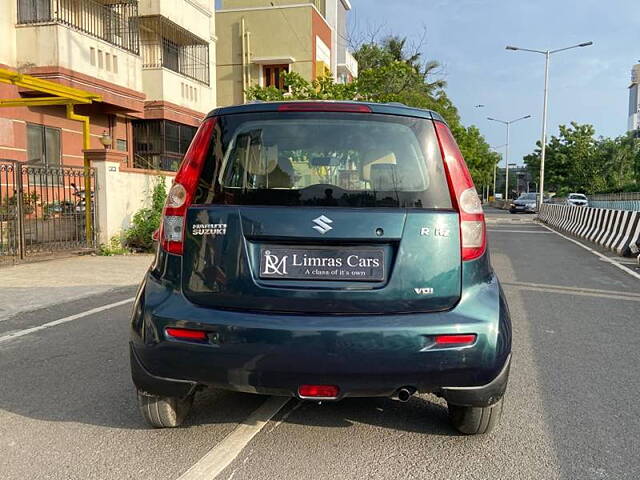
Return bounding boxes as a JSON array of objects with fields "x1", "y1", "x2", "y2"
[
  {"x1": 162, "y1": 39, "x2": 180, "y2": 72},
  {"x1": 132, "y1": 120, "x2": 196, "y2": 172},
  {"x1": 17, "y1": 0, "x2": 51, "y2": 23},
  {"x1": 116, "y1": 139, "x2": 127, "y2": 152},
  {"x1": 263, "y1": 64, "x2": 289, "y2": 89},
  {"x1": 27, "y1": 124, "x2": 61, "y2": 167}
]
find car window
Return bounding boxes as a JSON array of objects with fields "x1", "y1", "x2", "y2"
[
  {"x1": 519, "y1": 193, "x2": 537, "y2": 200},
  {"x1": 194, "y1": 112, "x2": 453, "y2": 209}
]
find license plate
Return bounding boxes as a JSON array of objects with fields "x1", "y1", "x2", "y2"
[{"x1": 259, "y1": 246, "x2": 385, "y2": 281}]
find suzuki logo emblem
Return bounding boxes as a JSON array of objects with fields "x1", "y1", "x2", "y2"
[{"x1": 312, "y1": 215, "x2": 333, "y2": 234}]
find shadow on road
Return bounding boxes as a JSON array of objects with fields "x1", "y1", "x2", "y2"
[{"x1": 277, "y1": 395, "x2": 456, "y2": 436}]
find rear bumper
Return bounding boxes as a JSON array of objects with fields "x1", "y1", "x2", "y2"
[{"x1": 130, "y1": 268, "x2": 511, "y2": 406}]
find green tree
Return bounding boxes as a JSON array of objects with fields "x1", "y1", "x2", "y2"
[
  {"x1": 246, "y1": 35, "x2": 498, "y2": 190},
  {"x1": 524, "y1": 123, "x2": 640, "y2": 195}
]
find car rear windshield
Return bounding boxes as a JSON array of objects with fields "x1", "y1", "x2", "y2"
[
  {"x1": 569, "y1": 194, "x2": 586, "y2": 199},
  {"x1": 519, "y1": 193, "x2": 538, "y2": 200},
  {"x1": 193, "y1": 112, "x2": 452, "y2": 209}
]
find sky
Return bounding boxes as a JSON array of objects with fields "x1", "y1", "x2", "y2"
[{"x1": 349, "y1": 0, "x2": 640, "y2": 166}]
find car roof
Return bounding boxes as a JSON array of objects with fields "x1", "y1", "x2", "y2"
[{"x1": 205, "y1": 101, "x2": 446, "y2": 123}]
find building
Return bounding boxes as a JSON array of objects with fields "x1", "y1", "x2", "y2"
[
  {"x1": 628, "y1": 64, "x2": 640, "y2": 133},
  {"x1": 0, "y1": 0, "x2": 216, "y2": 173},
  {"x1": 215, "y1": 0, "x2": 357, "y2": 107}
]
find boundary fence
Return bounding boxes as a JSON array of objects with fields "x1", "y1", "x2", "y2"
[{"x1": 0, "y1": 160, "x2": 96, "y2": 263}]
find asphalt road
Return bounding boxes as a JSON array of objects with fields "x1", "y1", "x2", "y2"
[{"x1": 2, "y1": 208, "x2": 640, "y2": 479}]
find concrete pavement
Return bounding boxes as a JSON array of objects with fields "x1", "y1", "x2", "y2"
[
  {"x1": 1, "y1": 211, "x2": 640, "y2": 479},
  {"x1": 0, "y1": 254, "x2": 153, "y2": 321}
]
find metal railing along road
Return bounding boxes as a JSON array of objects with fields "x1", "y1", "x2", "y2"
[
  {"x1": 17, "y1": 0, "x2": 140, "y2": 55},
  {"x1": 588, "y1": 192, "x2": 640, "y2": 211}
]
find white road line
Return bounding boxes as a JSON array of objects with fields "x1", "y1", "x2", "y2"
[
  {"x1": 0, "y1": 297, "x2": 135, "y2": 344},
  {"x1": 178, "y1": 396, "x2": 290, "y2": 480},
  {"x1": 539, "y1": 223, "x2": 640, "y2": 281},
  {"x1": 503, "y1": 280, "x2": 640, "y2": 298},
  {"x1": 487, "y1": 229, "x2": 552, "y2": 233}
]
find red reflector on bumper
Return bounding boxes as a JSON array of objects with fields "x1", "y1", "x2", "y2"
[
  {"x1": 298, "y1": 385, "x2": 340, "y2": 398},
  {"x1": 165, "y1": 327, "x2": 208, "y2": 341},
  {"x1": 434, "y1": 334, "x2": 477, "y2": 346}
]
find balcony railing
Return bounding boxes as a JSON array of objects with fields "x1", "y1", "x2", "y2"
[
  {"x1": 17, "y1": 0, "x2": 140, "y2": 55},
  {"x1": 139, "y1": 15, "x2": 210, "y2": 85}
]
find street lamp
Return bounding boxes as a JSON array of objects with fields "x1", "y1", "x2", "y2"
[
  {"x1": 487, "y1": 115, "x2": 531, "y2": 200},
  {"x1": 506, "y1": 41, "x2": 593, "y2": 206}
]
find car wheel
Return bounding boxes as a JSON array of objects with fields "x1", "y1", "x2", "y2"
[
  {"x1": 447, "y1": 397, "x2": 504, "y2": 435},
  {"x1": 137, "y1": 390, "x2": 194, "y2": 428}
]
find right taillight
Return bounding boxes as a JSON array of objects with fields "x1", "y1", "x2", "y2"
[
  {"x1": 433, "y1": 121, "x2": 486, "y2": 261},
  {"x1": 160, "y1": 117, "x2": 217, "y2": 255}
]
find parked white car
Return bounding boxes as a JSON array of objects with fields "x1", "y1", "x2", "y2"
[{"x1": 567, "y1": 193, "x2": 589, "y2": 207}]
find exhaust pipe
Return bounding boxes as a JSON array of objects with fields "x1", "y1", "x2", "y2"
[{"x1": 393, "y1": 387, "x2": 415, "y2": 402}]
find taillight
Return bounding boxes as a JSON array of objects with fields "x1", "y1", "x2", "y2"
[
  {"x1": 433, "y1": 121, "x2": 486, "y2": 261},
  {"x1": 160, "y1": 117, "x2": 216, "y2": 255}
]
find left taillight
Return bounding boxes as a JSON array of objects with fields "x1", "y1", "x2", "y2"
[
  {"x1": 433, "y1": 121, "x2": 486, "y2": 261},
  {"x1": 160, "y1": 117, "x2": 216, "y2": 255}
]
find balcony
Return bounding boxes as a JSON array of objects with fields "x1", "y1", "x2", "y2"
[
  {"x1": 139, "y1": 15, "x2": 210, "y2": 85},
  {"x1": 17, "y1": 0, "x2": 140, "y2": 55},
  {"x1": 337, "y1": 49, "x2": 358, "y2": 83}
]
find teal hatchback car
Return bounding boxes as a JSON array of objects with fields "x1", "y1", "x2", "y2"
[{"x1": 130, "y1": 101, "x2": 511, "y2": 435}]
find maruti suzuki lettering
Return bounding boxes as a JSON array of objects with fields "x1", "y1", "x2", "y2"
[{"x1": 130, "y1": 101, "x2": 512, "y2": 435}]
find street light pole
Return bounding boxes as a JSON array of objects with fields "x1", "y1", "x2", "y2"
[
  {"x1": 487, "y1": 116, "x2": 531, "y2": 201},
  {"x1": 505, "y1": 122, "x2": 510, "y2": 200},
  {"x1": 506, "y1": 41, "x2": 593, "y2": 207},
  {"x1": 539, "y1": 51, "x2": 550, "y2": 207},
  {"x1": 490, "y1": 144, "x2": 506, "y2": 200}
]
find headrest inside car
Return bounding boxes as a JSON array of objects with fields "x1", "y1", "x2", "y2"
[{"x1": 370, "y1": 164, "x2": 399, "y2": 191}]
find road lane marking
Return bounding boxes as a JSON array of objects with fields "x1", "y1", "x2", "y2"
[
  {"x1": 539, "y1": 223, "x2": 640, "y2": 281},
  {"x1": 487, "y1": 229, "x2": 552, "y2": 233},
  {"x1": 177, "y1": 396, "x2": 290, "y2": 480},
  {"x1": 0, "y1": 297, "x2": 135, "y2": 344},
  {"x1": 502, "y1": 281, "x2": 640, "y2": 302}
]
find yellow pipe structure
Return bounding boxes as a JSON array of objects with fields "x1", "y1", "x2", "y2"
[
  {"x1": 0, "y1": 67, "x2": 102, "y2": 246},
  {"x1": 0, "y1": 97, "x2": 78, "y2": 107},
  {"x1": 66, "y1": 104, "x2": 94, "y2": 246},
  {"x1": 0, "y1": 68, "x2": 101, "y2": 103}
]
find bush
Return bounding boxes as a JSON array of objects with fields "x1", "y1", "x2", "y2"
[
  {"x1": 124, "y1": 179, "x2": 167, "y2": 252},
  {"x1": 98, "y1": 235, "x2": 130, "y2": 256}
]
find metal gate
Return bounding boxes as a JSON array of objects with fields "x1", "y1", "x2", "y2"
[{"x1": 0, "y1": 160, "x2": 96, "y2": 262}]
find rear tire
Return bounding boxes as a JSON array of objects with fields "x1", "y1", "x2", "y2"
[
  {"x1": 447, "y1": 397, "x2": 504, "y2": 435},
  {"x1": 137, "y1": 390, "x2": 194, "y2": 428}
]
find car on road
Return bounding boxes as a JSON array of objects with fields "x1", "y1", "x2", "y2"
[
  {"x1": 566, "y1": 193, "x2": 589, "y2": 207},
  {"x1": 509, "y1": 192, "x2": 539, "y2": 213},
  {"x1": 130, "y1": 101, "x2": 512, "y2": 435}
]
